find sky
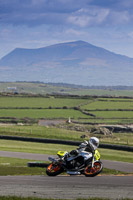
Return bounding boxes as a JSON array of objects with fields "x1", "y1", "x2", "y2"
[{"x1": 1, "y1": 0, "x2": 133, "y2": 59}]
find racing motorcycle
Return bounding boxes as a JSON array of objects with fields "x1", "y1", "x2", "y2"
[{"x1": 46, "y1": 144, "x2": 103, "y2": 177}]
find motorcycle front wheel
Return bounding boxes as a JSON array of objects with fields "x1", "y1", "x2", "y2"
[
  {"x1": 84, "y1": 161, "x2": 103, "y2": 177},
  {"x1": 46, "y1": 163, "x2": 64, "y2": 176}
]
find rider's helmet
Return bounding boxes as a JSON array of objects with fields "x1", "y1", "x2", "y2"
[{"x1": 89, "y1": 137, "x2": 99, "y2": 150}]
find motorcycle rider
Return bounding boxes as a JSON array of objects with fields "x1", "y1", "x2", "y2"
[
  {"x1": 79, "y1": 137, "x2": 99, "y2": 153},
  {"x1": 69, "y1": 136, "x2": 99, "y2": 156}
]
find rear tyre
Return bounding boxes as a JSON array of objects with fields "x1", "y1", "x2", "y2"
[
  {"x1": 84, "y1": 161, "x2": 103, "y2": 177},
  {"x1": 46, "y1": 163, "x2": 64, "y2": 176}
]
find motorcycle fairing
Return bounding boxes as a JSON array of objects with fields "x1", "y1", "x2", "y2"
[
  {"x1": 79, "y1": 151, "x2": 92, "y2": 160},
  {"x1": 94, "y1": 150, "x2": 100, "y2": 160},
  {"x1": 57, "y1": 151, "x2": 68, "y2": 157}
]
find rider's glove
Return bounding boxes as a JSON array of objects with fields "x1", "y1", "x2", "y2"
[{"x1": 79, "y1": 140, "x2": 88, "y2": 148}]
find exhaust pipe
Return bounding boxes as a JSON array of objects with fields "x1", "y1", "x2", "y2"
[
  {"x1": 48, "y1": 157, "x2": 57, "y2": 163},
  {"x1": 67, "y1": 171, "x2": 81, "y2": 175}
]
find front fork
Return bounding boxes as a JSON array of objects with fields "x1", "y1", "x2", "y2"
[{"x1": 91, "y1": 156, "x2": 95, "y2": 168}]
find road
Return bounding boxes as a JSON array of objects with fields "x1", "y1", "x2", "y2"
[
  {"x1": 0, "y1": 175, "x2": 133, "y2": 199},
  {"x1": 0, "y1": 151, "x2": 133, "y2": 173}
]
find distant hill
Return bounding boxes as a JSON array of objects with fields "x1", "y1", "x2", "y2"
[{"x1": 0, "y1": 40, "x2": 133, "y2": 86}]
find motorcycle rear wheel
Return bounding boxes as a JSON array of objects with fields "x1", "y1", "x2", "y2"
[
  {"x1": 46, "y1": 163, "x2": 64, "y2": 176},
  {"x1": 84, "y1": 161, "x2": 103, "y2": 177}
]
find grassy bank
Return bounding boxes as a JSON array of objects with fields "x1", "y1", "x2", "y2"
[
  {"x1": 0, "y1": 125, "x2": 83, "y2": 141},
  {"x1": 0, "y1": 124, "x2": 133, "y2": 146}
]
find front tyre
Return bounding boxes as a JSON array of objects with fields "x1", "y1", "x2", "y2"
[
  {"x1": 84, "y1": 161, "x2": 103, "y2": 177},
  {"x1": 46, "y1": 163, "x2": 64, "y2": 176}
]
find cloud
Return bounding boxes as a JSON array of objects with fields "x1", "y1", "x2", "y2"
[
  {"x1": 65, "y1": 28, "x2": 86, "y2": 36},
  {"x1": 67, "y1": 7, "x2": 109, "y2": 27},
  {"x1": 90, "y1": 0, "x2": 132, "y2": 11},
  {"x1": 0, "y1": 0, "x2": 68, "y2": 26},
  {"x1": 0, "y1": 0, "x2": 133, "y2": 27}
]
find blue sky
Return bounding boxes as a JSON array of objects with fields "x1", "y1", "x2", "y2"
[{"x1": 1, "y1": 0, "x2": 133, "y2": 59}]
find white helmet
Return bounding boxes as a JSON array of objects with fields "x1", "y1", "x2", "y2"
[{"x1": 89, "y1": 137, "x2": 99, "y2": 150}]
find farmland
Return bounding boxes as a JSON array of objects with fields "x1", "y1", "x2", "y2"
[
  {"x1": 81, "y1": 99, "x2": 133, "y2": 110},
  {"x1": 0, "y1": 94, "x2": 133, "y2": 146},
  {"x1": 1, "y1": 95, "x2": 133, "y2": 124},
  {"x1": 0, "y1": 108, "x2": 91, "y2": 119},
  {"x1": 0, "y1": 97, "x2": 89, "y2": 108},
  {"x1": 80, "y1": 98, "x2": 133, "y2": 124},
  {"x1": 0, "y1": 91, "x2": 133, "y2": 146},
  {"x1": 1, "y1": 82, "x2": 133, "y2": 96}
]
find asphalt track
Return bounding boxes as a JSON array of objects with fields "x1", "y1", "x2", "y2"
[
  {"x1": 0, "y1": 175, "x2": 133, "y2": 199},
  {"x1": 0, "y1": 151, "x2": 133, "y2": 173}
]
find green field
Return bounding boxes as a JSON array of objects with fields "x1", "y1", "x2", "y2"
[
  {"x1": 79, "y1": 98, "x2": 133, "y2": 124},
  {"x1": 0, "y1": 97, "x2": 89, "y2": 108},
  {"x1": 0, "y1": 96, "x2": 92, "y2": 120},
  {"x1": 90, "y1": 111, "x2": 133, "y2": 118},
  {"x1": 0, "y1": 108, "x2": 92, "y2": 119},
  {"x1": 81, "y1": 99, "x2": 133, "y2": 110},
  {"x1": 1, "y1": 95, "x2": 133, "y2": 124}
]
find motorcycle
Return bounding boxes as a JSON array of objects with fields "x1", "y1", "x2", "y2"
[{"x1": 46, "y1": 146, "x2": 103, "y2": 177}]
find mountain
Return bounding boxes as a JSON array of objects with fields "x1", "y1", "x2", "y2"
[{"x1": 0, "y1": 40, "x2": 133, "y2": 86}]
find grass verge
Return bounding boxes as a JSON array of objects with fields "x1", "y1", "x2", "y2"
[
  {"x1": 0, "y1": 157, "x2": 46, "y2": 176},
  {"x1": 0, "y1": 157, "x2": 132, "y2": 176}
]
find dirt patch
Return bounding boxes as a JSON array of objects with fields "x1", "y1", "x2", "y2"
[
  {"x1": 38, "y1": 119, "x2": 66, "y2": 126},
  {"x1": 99, "y1": 124, "x2": 133, "y2": 132},
  {"x1": 90, "y1": 127, "x2": 112, "y2": 136}
]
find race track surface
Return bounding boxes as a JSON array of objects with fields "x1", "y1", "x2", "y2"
[
  {"x1": 0, "y1": 151, "x2": 133, "y2": 173},
  {"x1": 0, "y1": 175, "x2": 133, "y2": 199}
]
